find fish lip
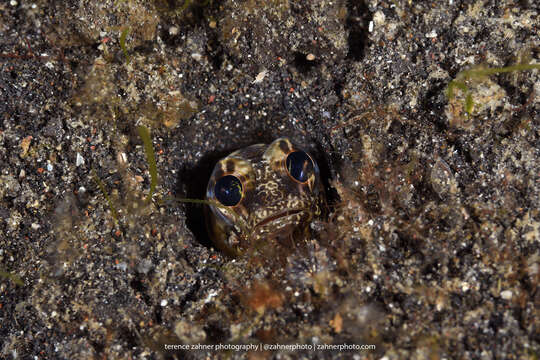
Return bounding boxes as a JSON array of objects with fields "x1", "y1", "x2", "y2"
[{"x1": 253, "y1": 209, "x2": 307, "y2": 229}]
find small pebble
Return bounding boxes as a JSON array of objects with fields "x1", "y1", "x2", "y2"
[
  {"x1": 253, "y1": 70, "x2": 268, "y2": 84},
  {"x1": 76, "y1": 153, "x2": 85, "y2": 166},
  {"x1": 500, "y1": 290, "x2": 512, "y2": 300}
]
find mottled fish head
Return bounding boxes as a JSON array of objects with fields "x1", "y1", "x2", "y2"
[{"x1": 205, "y1": 138, "x2": 322, "y2": 256}]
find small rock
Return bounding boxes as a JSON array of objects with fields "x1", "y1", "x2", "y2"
[
  {"x1": 20, "y1": 136, "x2": 32, "y2": 157},
  {"x1": 0, "y1": 175, "x2": 21, "y2": 198},
  {"x1": 430, "y1": 157, "x2": 458, "y2": 198},
  {"x1": 373, "y1": 10, "x2": 386, "y2": 26},
  {"x1": 76, "y1": 153, "x2": 85, "y2": 167},
  {"x1": 137, "y1": 259, "x2": 153, "y2": 274},
  {"x1": 426, "y1": 30, "x2": 438, "y2": 38},
  {"x1": 253, "y1": 70, "x2": 268, "y2": 84},
  {"x1": 500, "y1": 290, "x2": 512, "y2": 300}
]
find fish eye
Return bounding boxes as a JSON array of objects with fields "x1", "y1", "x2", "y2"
[
  {"x1": 286, "y1": 150, "x2": 314, "y2": 183},
  {"x1": 214, "y1": 175, "x2": 243, "y2": 206}
]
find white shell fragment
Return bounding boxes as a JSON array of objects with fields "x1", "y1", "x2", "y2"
[
  {"x1": 76, "y1": 153, "x2": 85, "y2": 167},
  {"x1": 253, "y1": 70, "x2": 268, "y2": 84}
]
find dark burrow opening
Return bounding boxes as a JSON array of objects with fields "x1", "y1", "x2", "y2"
[
  {"x1": 346, "y1": 0, "x2": 372, "y2": 61},
  {"x1": 176, "y1": 151, "x2": 230, "y2": 250},
  {"x1": 292, "y1": 51, "x2": 318, "y2": 73}
]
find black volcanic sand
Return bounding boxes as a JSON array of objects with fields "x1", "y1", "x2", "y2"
[{"x1": 0, "y1": 0, "x2": 538, "y2": 359}]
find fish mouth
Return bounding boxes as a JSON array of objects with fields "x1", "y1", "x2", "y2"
[{"x1": 254, "y1": 209, "x2": 307, "y2": 229}]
